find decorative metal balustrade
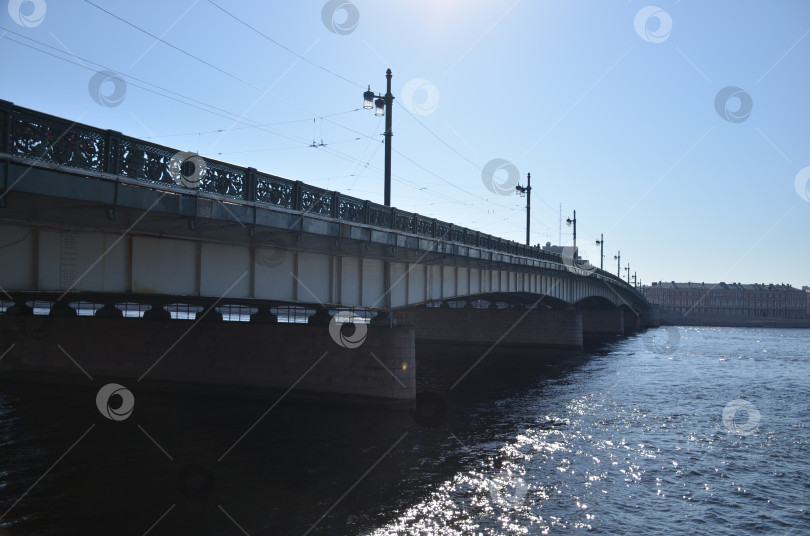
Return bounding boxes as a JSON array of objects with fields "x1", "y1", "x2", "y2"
[{"x1": 0, "y1": 100, "x2": 638, "y2": 292}]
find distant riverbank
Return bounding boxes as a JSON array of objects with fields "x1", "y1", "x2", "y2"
[{"x1": 660, "y1": 310, "x2": 810, "y2": 328}]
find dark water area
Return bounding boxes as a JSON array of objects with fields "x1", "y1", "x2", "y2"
[{"x1": 1, "y1": 327, "x2": 808, "y2": 535}]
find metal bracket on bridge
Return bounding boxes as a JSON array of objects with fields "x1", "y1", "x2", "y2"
[{"x1": 106, "y1": 180, "x2": 119, "y2": 221}]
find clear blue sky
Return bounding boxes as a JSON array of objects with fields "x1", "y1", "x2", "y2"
[{"x1": 2, "y1": 0, "x2": 809, "y2": 287}]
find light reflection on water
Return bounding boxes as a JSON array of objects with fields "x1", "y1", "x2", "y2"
[
  {"x1": 365, "y1": 327, "x2": 810, "y2": 536},
  {"x1": 0, "y1": 327, "x2": 807, "y2": 535}
]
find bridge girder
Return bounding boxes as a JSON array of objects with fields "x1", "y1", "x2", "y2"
[{"x1": 0, "y1": 160, "x2": 647, "y2": 315}]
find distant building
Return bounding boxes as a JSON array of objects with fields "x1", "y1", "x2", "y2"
[
  {"x1": 541, "y1": 242, "x2": 568, "y2": 256},
  {"x1": 645, "y1": 282, "x2": 806, "y2": 319},
  {"x1": 805, "y1": 287, "x2": 810, "y2": 318},
  {"x1": 541, "y1": 242, "x2": 583, "y2": 261}
]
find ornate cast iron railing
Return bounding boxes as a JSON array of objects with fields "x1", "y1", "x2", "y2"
[{"x1": 0, "y1": 100, "x2": 639, "y2": 292}]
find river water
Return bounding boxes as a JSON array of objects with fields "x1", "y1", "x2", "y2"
[{"x1": 0, "y1": 326, "x2": 808, "y2": 535}]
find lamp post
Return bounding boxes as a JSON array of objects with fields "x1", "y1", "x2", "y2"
[
  {"x1": 624, "y1": 263, "x2": 631, "y2": 284},
  {"x1": 595, "y1": 233, "x2": 604, "y2": 270},
  {"x1": 566, "y1": 210, "x2": 577, "y2": 251},
  {"x1": 614, "y1": 251, "x2": 621, "y2": 278},
  {"x1": 515, "y1": 172, "x2": 531, "y2": 246},
  {"x1": 363, "y1": 68, "x2": 394, "y2": 206}
]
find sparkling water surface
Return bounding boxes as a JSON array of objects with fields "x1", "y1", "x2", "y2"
[{"x1": 1, "y1": 327, "x2": 808, "y2": 535}]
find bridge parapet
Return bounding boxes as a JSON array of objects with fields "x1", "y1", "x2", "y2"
[{"x1": 0, "y1": 100, "x2": 641, "y2": 297}]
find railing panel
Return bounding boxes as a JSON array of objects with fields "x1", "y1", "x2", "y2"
[
  {"x1": 394, "y1": 211, "x2": 414, "y2": 233},
  {"x1": 337, "y1": 194, "x2": 365, "y2": 223},
  {"x1": 120, "y1": 137, "x2": 176, "y2": 185},
  {"x1": 435, "y1": 221, "x2": 450, "y2": 240},
  {"x1": 368, "y1": 203, "x2": 392, "y2": 228},
  {"x1": 416, "y1": 216, "x2": 433, "y2": 237},
  {"x1": 300, "y1": 184, "x2": 333, "y2": 216},
  {"x1": 1, "y1": 103, "x2": 10, "y2": 154},
  {"x1": 13, "y1": 110, "x2": 105, "y2": 172},
  {"x1": 199, "y1": 159, "x2": 245, "y2": 200},
  {"x1": 255, "y1": 172, "x2": 295, "y2": 209}
]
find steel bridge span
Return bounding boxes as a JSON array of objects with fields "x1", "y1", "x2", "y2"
[{"x1": 0, "y1": 101, "x2": 656, "y2": 401}]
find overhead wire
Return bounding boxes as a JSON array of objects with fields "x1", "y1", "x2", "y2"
[
  {"x1": 395, "y1": 99, "x2": 561, "y2": 218},
  {"x1": 83, "y1": 1, "x2": 537, "y2": 225},
  {"x1": 0, "y1": 29, "x2": 313, "y2": 148},
  {"x1": 207, "y1": 0, "x2": 366, "y2": 90},
  {"x1": 145, "y1": 109, "x2": 361, "y2": 140},
  {"x1": 8, "y1": 6, "x2": 537, "y2": 236},
  {"x1": 83, "y1": 0, "x2": 319, "y2": 116},
  {"x1": 3, "y1": 31, "x2": 526, "y2": 230}
]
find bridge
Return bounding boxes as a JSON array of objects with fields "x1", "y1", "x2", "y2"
[{"x1": 0, "y1": 100, "x2": 656, "y2": 401}]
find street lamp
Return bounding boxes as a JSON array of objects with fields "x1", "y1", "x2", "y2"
[
  {"x1": 614, "y1": 251, "x2": 621, "y2": 278},
  {"x1": 624, "y1": 263, "x2": 631, "y2": 284},
  {"x1": 515, "y1": 172, "x2": 531, "y2": 246},
  {"x1": 595, "y1": 233, "x2": 604, "y2": 270},
  {"x1": 566, "y1": 210, "x2": 577, "y2": 249},
  {"x1": 363, "y1": 68, "x2": 394, "y2": 206}
]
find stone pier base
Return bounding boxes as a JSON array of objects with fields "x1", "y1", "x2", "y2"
[
  {"x1": 581, "y1": 309, "x2": 624, "y2": 343},
  {"x1": 404, "y1": 307, "x2": 583, "y2": 349},
  {"x1": 0, "y1": 316, "x2": 415, "y2": 402},
  {"x1": 622, "y1": 308, "x2": 641, "y2": 333}
]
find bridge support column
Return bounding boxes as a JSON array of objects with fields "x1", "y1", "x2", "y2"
[
  {"x1": 144, "y1": 304, "x2": 171, "y2": 321},
  {"x1": 581, "y1": 309, "x2": 624, "y2": 343},
  {"x1": 640, "y1": 306, "x2": 660, "y2": 328},
  {"x1": 622, "y1": 308, "x2": 641, "y2": 334},
  {"x1": 95, "y1": 303, "x2": 123, "y2": 319},
  {"x1": 195, "y1": 308, "x2": 223, "y2": 322},
  {"x1": 250, "y1": 306, "x2": 278, "y2": 324},
  {"x1": 308, "y1": 306, "x2": 332, "y2": 325},
  {"x1": 0, "y1": 316, "x2": 415, "y2": 402},
  {"x1": 49, "y1": 301, "x2": 77, "y2": 318},
  {"x1": 5, "y1": 299, "x2": 33, "y2": 316},
  {"x1": 404, "y1": 306, "x2": 582, "y2": 349}
]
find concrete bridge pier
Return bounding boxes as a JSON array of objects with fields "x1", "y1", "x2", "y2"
[
  {"x1": 0, "y1": 309, "x2": 415, "y2": 402},
  {"x1": 622, "y1": 307, "x2": 641, "y2": 334},
  {"x1": 640, "y1": 306, "x2": 661, "y2": 328},
  {"x1": 581, "y1": 309, "x2": 625, "y2": 343},
  {"x1": 404, "y1": 306, "x2": 583, "y2": 350}
]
